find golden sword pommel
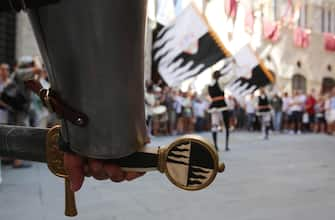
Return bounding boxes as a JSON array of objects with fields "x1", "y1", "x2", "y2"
[{"x1": 46, "y1": 125, "x2": 225, "y2": 217}]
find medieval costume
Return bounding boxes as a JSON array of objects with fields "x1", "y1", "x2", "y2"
[{"x1": 207, "y1": 71, "x2": 231, "y2": 151}]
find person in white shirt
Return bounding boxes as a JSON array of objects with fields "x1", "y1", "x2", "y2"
[
  {"x1": 325, "y1": 88, "x2": 335, "y2": 134},
  {"x1": 289, "y1": 90, "x2": 303, "y2": 134},
  {"x1": 244, "y1": 93, "x2": 256, "y2": 131},
  {"x1": 193, "y1": 96, "x2": 208, "y2": 132}
]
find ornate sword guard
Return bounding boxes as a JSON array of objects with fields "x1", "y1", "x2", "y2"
[
  {"x1": 46, "y1": 125, "x2": 225, "y2": 216},
  {"x1": 158, "y1": 135, "x2": 225, "y2": 191}
]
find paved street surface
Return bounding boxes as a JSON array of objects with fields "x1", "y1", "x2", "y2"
[{"x1": 1, "y1": 132, "x2": 335, "y2": 220}]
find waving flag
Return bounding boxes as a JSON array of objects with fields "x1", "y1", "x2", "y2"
[
  {"x1": 293, "y1": 27, "x2": 310, "y2": 48},
  {"x1": 324, "y1": 33, "x2": 335, "y2": 52},
  {"x1": 222, "y1": 45, "x2": 275, "y2": 102},
  {"x1": 225, "y1": 0, "x2": 238, "y2": 18},
  {"x1": 244, "y1": 9, "x2": 254, "y2": 34},
  {"x1": 152, "y1": 5, "x2": 231, "y2": 86},
  {"x1": 156, "y1": 0, "x2": 176, "y2": 25},
  {"x1": 263, "y1": 20, "x2": 280, "y2": 42}
]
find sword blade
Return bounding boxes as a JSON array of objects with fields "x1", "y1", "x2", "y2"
[{"x1": 0, "y1": 125, "x2": 48, "y2": 163}]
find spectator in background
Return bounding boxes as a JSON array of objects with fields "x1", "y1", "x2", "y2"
[
  {"x1": 1, "y1": 58, "x2": 35, "y2": 168},
  {"x1": 193, "y1": 96, "x2": 208, "y2": 132},
  {"x1": 305, "y1": 89, "x2": 316, "y2": 132},
  {"x1": 235, "y1": 101, "x2": 245, "y2": 129},
  {"x1": 257, "y1": 88, "x2": 272, "y2": 140},
  {"x1": 314, "y1": 95, "x2": 327, "y2": 133},
  {"x1": 145, "y1": 84, "x2": 155, "y2": 135},
  {"x1": 244, "y1": 93, "x2": 256, "y2": 131},
  {"x1": 271, "y1": 93, "x2": 283, "y2": 132},
  {"x1": 282, "y1": 92, "x2": 291, "y2": 133},
  {"x1": 0, "y1": 64, "x2": 11, "y2": 182},
  {"x1": 0, "y1": 63, "x2": 11, "y2": 124},
  {"x1": 289, "y1": 90, "x2": 303, "y2": 134},
  {"x1": 6, "y1": 57, "x2": 35, "y2": 127},
  {"x1": 227, "y1": 95, "x2": 236, "y2": 131},
  {"x1": 182, "y1": 92, "x2": 193, "y2": 133},
  {"x1": 326, "y1": 88, "x2": 335, "y2": 134},
  {"x1": 37, "y1": 68, "x2": 50, "y2": 127},
  {"x1": 162, "y1": 87, "x2": 176, "y2": 135},
  {"x1": 29, "y1": 67, "x2": 50, "y2": 128},
  {"x1": 299, "y1": 90, "x2": 307, "y2": 131},
  {"x1": 174, "y1": 90, "x2": 184, "y2": 134}
]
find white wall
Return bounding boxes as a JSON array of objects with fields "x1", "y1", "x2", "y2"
[{"x1": 15, "y1": 13, "x2": 40, "y2": 59}]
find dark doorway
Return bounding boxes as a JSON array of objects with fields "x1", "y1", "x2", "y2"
[
  {"x1": 292, "y1": 74, "x2": 307, "y2": 93},
  {"x1": 321, "y1": 77, "x2": 335, "y2": 94}
]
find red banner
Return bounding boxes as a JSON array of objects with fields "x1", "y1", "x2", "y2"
[
  {"x1": 244, "y1": 9, "x2": 254, "y2": 34},
  {"x1": 225, "y1": 0, "x2": 238, "y2": 18},
  {"x1": 324, "y1": 33, "x2": 335, "y2": 52},
  {"x1": 263, "y1": 21, "x2": 280, "y2": 42},
  {"x1": 293, "y1": 27, "x2": 310, "y2": 48}
]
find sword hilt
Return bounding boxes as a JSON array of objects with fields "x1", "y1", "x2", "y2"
[{"x1": 46, "y1": 125, "x2": 225, "y2": 216}]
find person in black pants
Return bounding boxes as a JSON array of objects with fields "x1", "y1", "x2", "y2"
[
  {"x1": 257, "y1": 88, "x2": 272, "y2": 140},
  {"x1": 207, "y1": 71, "x2": 231, "y2": 151}
]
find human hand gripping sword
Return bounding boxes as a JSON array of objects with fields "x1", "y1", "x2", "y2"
[{"x1": 0, "y1": 125, "x2": 225, "y2": 217}]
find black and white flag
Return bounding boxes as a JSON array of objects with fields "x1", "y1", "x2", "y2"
[
  {"x1": 221, "y1": 45, "x2": 275, "y2": 102},
  {"x1": 152, "y1": 4, "x2": 231, "y2": 87}
]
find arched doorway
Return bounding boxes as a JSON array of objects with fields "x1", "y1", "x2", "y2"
[
  {"x1": 321, "y1": 77, "x2": 335, "y2": 94},
  {"x1": 292, "y1": 74, "x2": 307, "y2": 93}
]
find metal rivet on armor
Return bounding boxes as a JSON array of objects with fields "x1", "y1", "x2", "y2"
[{"x1": 76, "y1": 118, "x2": 84, "y2": 126}]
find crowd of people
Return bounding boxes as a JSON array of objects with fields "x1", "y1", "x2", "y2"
[
  {"x1": 1, "y1": 58, "x2": 335, "y2": 183},
  {"x1": 0, "y1": 58, "x2": 56, "y2": 175},
  {"x1": 144, "y1": 80, "x2": 335, "y2": 138}
]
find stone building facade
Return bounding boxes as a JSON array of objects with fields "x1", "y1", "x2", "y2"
[
  {"x1": 262, "y1": 0, "x2": 335, "y2": 94},
  {"x1": 15, "y1": 12, "x2": 40, "y2": 59},
  {"x1": 2, "y1": 1, "x2": 335, "y2": 94},
  {"x1": 206, "y1": 0, "x2": 335, "y2": 94},
  {"x1": 261, "y1": 27, "x2": 335, "y2": 94}
]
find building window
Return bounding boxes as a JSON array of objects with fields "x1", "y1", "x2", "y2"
[
  {"x1": 321, "y1": 77, "x2": 335, "y2": 94},
  {"x1": 292, "y1": 74, "x2": 307, "y2": 93}
]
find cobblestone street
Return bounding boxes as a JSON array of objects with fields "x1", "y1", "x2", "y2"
[{"x1": 1, "y1": 132, "x2": 335, "y2": 220}]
